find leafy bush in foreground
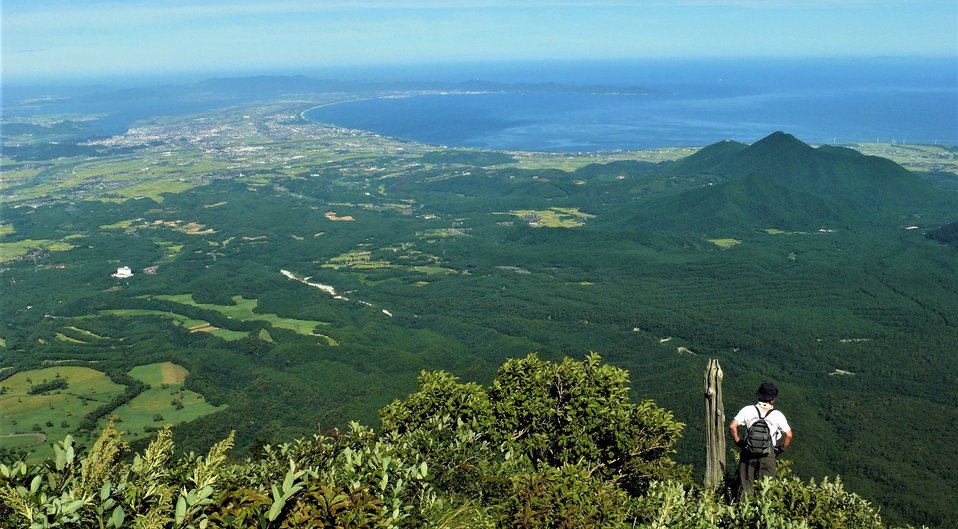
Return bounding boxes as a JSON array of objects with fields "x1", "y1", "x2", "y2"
[{"x1": 0, "y1": 353, "x2": 915, "y2": 528}]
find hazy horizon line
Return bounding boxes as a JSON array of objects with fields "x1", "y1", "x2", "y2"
[{"x1": 4, "y1": 54, "x2": 956, "y2": 88}]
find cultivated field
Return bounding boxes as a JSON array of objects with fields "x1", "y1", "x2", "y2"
[
  {"x1": 0, "y1": 367, "x2": 125, "y2": 452},
  {"x1": 107, "y1": 362, "x2": 222, "y2": 443}
]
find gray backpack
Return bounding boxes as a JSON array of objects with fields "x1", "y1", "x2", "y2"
[{"x1": 745, "y1": 405, "x2": 775, "y2": 457}]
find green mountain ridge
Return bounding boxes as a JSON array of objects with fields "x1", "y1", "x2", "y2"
[
  {"x1": 705, "y1": 132, "x2": 947, "y2": 209},
  {"x1": 615, "y1": 131, "x2": 956, "y2": 234},
  {"x1": 626, "y1": 172, "x2": 852, "y2": 233}
]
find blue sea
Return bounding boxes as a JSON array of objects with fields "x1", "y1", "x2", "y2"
[{"x1": 304, "y1": 58, "x2": 958, "y2": 151}]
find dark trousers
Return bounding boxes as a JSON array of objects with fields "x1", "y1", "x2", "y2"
[{"x1": 737, "y1": 451, "x2": 776, "y2": 498}]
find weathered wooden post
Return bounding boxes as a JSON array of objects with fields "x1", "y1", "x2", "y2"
[{"x1": 704, "y1": 358, "x2": 726, "y2": 487}]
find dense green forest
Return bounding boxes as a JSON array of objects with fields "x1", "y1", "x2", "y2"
[{"x1": 2, "y1": 114, "x2": 957, "y2": 527}]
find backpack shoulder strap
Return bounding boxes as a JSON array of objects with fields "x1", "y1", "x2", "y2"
[{"x1": 754, "y1": 404, "x2": 768, "y2": 419}]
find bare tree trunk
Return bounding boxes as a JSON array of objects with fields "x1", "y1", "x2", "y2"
[{"x1": 704, "y1": 358, "x2": 726, "y2": 488}]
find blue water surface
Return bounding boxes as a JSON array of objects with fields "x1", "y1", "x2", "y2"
[{"x1": 305, "y1": 58, "x2": 957, "y2": 151}]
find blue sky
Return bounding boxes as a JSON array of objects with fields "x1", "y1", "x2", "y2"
[{"x1": 3, "y1": 0, "x2": 956, "y2": 82}]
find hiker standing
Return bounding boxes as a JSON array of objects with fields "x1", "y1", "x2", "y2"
[{"x1": 729, "y1": 382, "x2": 793, "y2": 497}]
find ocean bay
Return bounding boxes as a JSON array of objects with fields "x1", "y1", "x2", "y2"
[{"x1": 304, "y1": 59, "x2": 958, "y2": 151}]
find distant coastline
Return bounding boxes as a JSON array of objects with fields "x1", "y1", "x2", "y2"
[{"x1": 300, "y1": 58, "x2": 956, "y2": 153}]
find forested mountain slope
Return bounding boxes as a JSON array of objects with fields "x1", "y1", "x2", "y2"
[{"x1": 2, "y1": 120, "x2": 956, "y2": 527}]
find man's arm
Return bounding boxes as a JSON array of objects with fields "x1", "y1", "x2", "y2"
[
  {"x1": 781, "y1": 429, "x2": 793, "y2": 450},
  {"x1": 729, "y1": 419, "x2": 742, "y2": 445}
]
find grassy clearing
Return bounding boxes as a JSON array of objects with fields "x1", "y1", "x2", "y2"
[
  {"x1": 129, "y1": 362, "x2": 188, "y2": 386},
  {"x1": 107, "y1": 362, "x2": 222, "y2": 443},
  {"x1": 0, "y1": 363, "x2": 224, "y2": 450},
  {"x1": 410, "y1": 266, "x2": 455, "y2": 275},
  {"x1": 65, "y1": 326, "x2": 108, "y2": 339},
  {"x1": 115, "y1": 179, "x2": 200, "y2": 202},
  {"x1": 0, "y1": 434, "x2": 47, "y2": 452},
  {"x1": 100, "y1": 220, "x2": 134, "y2": 230},
  {"x1": 55, "y1": 333, "x2": 86, "y2": 344},
  {"x1": 152, "y1": 294, "x2": 327, "y2": 336},
  {"x1": 506, "y1": 207, "x2": 595, "y2": 228},
  {"x1": 763, "y1": 228, "x2": 806, "y2": 235},
  {"x1": 98, "y1": 309, "x2": 207, "y2": 328},
  {"x1": 0, "y1": 239, "x2": 77, "y2": 263},
  {"x1": 55, "y1": 326, "x2": 108, "y2": 345},
  {"x1": 707, "y1": 238, "x2": 742, "y2": 249},
  {"x1": 417, "y1": 228, "x2": 466, "y2": 238},
  {"x1": 0, "y1": 224, "x2": 14, "y2": 236},
  {"x1": 203, "y1": 327, "x2": 251, "y2": 341},
  {"x1": 551, "y1": 207, "x2": 596, "y2": 219},
  {"x1": 0, "y1": 367, "x2": 126, "y2": 454},
  {"x1": 323, "y1": 250, "x2": 393, "y2": 270},
  {"x1": 96, "y1": 309, "x2": 249, "y2": 341},
  {"x1": 157, "y1": 241, "x2": 184, "y2": 261}
]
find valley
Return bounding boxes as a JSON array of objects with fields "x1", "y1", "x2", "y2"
[{"x1": 1, "y1": 100, "x2": 957, "y2": 527}]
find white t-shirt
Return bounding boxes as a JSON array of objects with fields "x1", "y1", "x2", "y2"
[{"x1": 734, "y1": 402, "x2": 791, "y2": 447}]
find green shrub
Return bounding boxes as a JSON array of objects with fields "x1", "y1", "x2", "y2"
[
  {"x1": 489, "y1": 353, "x2": 689, "y2": 494},
  {"x1": 380, "y1": 370, "x2": 493, "y2": 435},
  {"x1": 633, "y1": 477, "x2": 888, "y2": 529},
  {"x1": 501, "y1": 463, "x2": 631, "y2": 528}
]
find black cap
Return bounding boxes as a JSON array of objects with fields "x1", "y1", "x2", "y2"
[{"x1": 757, "y1": 382, "x2": 778, "y2": 402}]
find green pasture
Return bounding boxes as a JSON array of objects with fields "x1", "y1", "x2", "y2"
[
  {"x1": 0, "y1": 433, "x2": 47, "y2": 452},
  {"x1": 551, "y1": 207, "x2": 596, "y2": 219},
  {"x1": 54, "y1": 326, "x2": 110, "y2": 345},
  {"x1": 0, "y1": 167, "x2": 44, "y2": 189},
  {"x1": 0, "y1": 363, "x2": 223, "y2": 453},
  {"x1": 98, "y1": 308, "x2": 206, "y2": 328},
  {"x1": 0, "y1": 224, "x2": 14, "y2": 236},
  {"x1": 96, "y1": 309, "x2": 248, "y2": 341},
  {"x1": 100, "y1": 220, "x2": 134, "y2": 230},
  {"x1": 128, "y1": 362, "x2": 187, "y2": 386},
  {"x1": 65, "y1": 326, "x2": 108, "y2": 339},
  {"x1": 0, "y1": 367, "x2": 125, "y2": 452},
  {"x1": 0, "y1": 239, "x2": 76, "y2": 263},
  {"x1": 151, "y1": 294, "x2": 328, "y2": 336},
  {"x1": 323, "y1": 250, "x2": 394, "y2": 270},
  {"x1": 55, "y1": 333, "x2": 85, "y2": 344},
  {"x1": 506, "y1": 207, "x2": 595, "y2": 228},
  {"x1": 763, "y1": 228, "x2": 806, "y2": 235},
  {"x1": 157, "y1": 242, "x2": 184, "y2": 261},
  {"x1": 114, "y1": 179, "x2": 200, "y2": 202},
  {"x1": 108, "y1": 362, "x2": 222, "y2": 443},
  {"x1": 410, "y1": 266, "x2": 455, "y2": 275},
  {"x1": 707, "y1": 238, "x2": 742, "y2": 248},
  {"x1": 200, "y1": 326, "x2": 250, "y2": 341},
  {"x1": 418, "y1": 228, "x2": 465, "y2": 238}
]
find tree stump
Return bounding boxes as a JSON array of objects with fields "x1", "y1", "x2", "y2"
[{"x1": 704, "y1": 358, "x2": 726, "y2": 487}]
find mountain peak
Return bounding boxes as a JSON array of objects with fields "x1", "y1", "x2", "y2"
[{"x1": 746, "y1": 131, "x2": 815, "y2": 154}]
